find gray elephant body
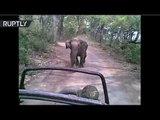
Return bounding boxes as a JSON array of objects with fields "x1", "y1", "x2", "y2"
[{"x1": 66, "y1": 38, "x2": 88, "y2": 67}]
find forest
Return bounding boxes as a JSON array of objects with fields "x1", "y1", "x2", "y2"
[{"x1": 19, "y1": 15, "x2": 140, "y2": 67}]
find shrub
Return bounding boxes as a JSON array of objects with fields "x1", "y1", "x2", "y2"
[
  {"x1": 19, "y1": 30, "x2": 28, "y2": 64},
  {"x1": 124, "y1": 43, "x2": 140, "y2": 64},
  {"x1": 100, "y1": 40, "x2": 140, "y2": 64}
]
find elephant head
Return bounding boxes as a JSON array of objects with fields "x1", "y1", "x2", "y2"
[
  {"x1": 65, "y1": 38, "x2": 79, "y2": 49},
  {"x1": 65, "y1": 40, "x2": 71, "y2": 49}
]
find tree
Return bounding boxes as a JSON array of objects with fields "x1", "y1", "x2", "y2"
[
  {"x1": 75, "y1": 15, "x2": 85, "y2": 35},
  {"x1": 57, "y1": 15, "x2": 65, "y2": 40},
  {"x1": 51, "y1": 15, "x2": 58, "y2": 42}
]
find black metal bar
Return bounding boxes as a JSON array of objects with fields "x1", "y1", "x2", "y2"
[
  {"x1": 19, "y1": 67, "x2": 110, "y2": 104},
  {"x1": 19, "y1": 89, "x2": 106, "y2": 105}
]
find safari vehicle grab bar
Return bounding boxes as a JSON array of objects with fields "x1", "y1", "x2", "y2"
[
  {"x1": 19, "y1": 67, "x2": 109, "y2": 104},
  {"x1": 19, "y1": 89, "x2": 107, "y2": 105}
]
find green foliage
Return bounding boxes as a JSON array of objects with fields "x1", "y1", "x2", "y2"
[
  {"x1": 63, "y1": 16, "x2": 77, "y2": 38},
  {"x1": 86, "y1": 15, "x2": 140, "y2": 42},
  {"x1": 123, "y1": 43, "x2": 140, "y2": 64},
  {"x1": 19, "y1": 46, "x2": 28, "y2": 64},
  {"x1": 19, "y1": 30, "x2": 28, "y2": 64},
  {"x1": 86, "y1": 15, "x2": 141, "y2": 64},
  {"x1": 19, "y1": 15, "x2": 52, "y2": 65},
  {"x1": 63, "y1": 26, "x2": 76, "y2": 38},
  {"x1": 100, "y1": 40, "x2": 140, "y2": 64},
  {"x1": 100, "y1": 42, "x2": 109, "y2": 50},
  {"x1": 27, "y1": 35, "x2": 48, "y2": 52}
]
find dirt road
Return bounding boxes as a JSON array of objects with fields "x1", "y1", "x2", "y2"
[{"x1": 21, "y1": 35, "x2": 141, "y2": 105}]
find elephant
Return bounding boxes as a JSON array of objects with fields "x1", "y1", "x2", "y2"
[{"x1": 65, "y1": 38, "x2": 88, "y2": 67}]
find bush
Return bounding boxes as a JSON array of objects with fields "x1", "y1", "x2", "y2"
[
  {"x1": 100, "y1": 42, "x2": 109, "y2": 50},
  {"x1": 111, "y1": 41, "x2": 123, "y2": 53},
  {"x1": 19, "y1": 47, "x2": 28, "y2": 64},
  {"x1": 19, "y1": 30, "x2": 28, "y2": 64},
  {"x1": 27, "y1": 35, "x2": 48, "y2": 52},
  {"x1": 100, "y1": 40, "x2": 140, "y2": 64},
  {"x1": 19, "y1": 25, "x2": 49, "y2": 65},
  {"x1": 63, "y1": 27, "x2": 76, "y2": 38},
  {"x1": 124, "y1": 43, "x2": 140, "y2": 64}
]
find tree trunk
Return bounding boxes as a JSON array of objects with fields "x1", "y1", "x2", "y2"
[
  {"x1": 95, "y1": 25, "x2": 100, "y2": 40},
  {"x1": 57, "y1": 15, "x2": 64, "y2": 40},
  {"x1": 109, "y1": 34, "x2": 114, "y2": 46},
  {"x1": 51, "y1": 15, "x2": 58, "y2": 42},
  {"x1": 99, "y1": 24, "x2": 104, "y2": 43},
  {"x1": 134, "y1": 30, "x2": 139, "y2": 42},
  {"x1": 123, "y1": 31, "x2": 128, "y2": 40},
  {"x1": 116, "y1": 27, "x2": 122, "y2": 41},
  {"x1": 75, "y1": 16, "x2": 84, "y2": 36},
  {"x1": 90, "y1": 22, "x2": 95, "y2": 37},
  {"x1": 40, "y1": 15, "x2": 45, "y2": 33}
]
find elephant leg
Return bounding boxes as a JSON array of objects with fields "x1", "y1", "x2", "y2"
[
  {"x1": 70, "y1": 53, "x2": 78, "y2": 67},
  {"x1": 76, "y1": 56, "x2": 79, "y2": 66},
  {"x1": 80, "y1": 56, "x2": 84, "y2": 67},
  {"x1": 80, "y1": 52, "x2": 87, "y2": 67},
  {"x1": 70, "y1": 54, "x2": 74, "y2": 67},
  {"x1": 84, "y1": 52, "x2": 87, "y2": 63}
]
